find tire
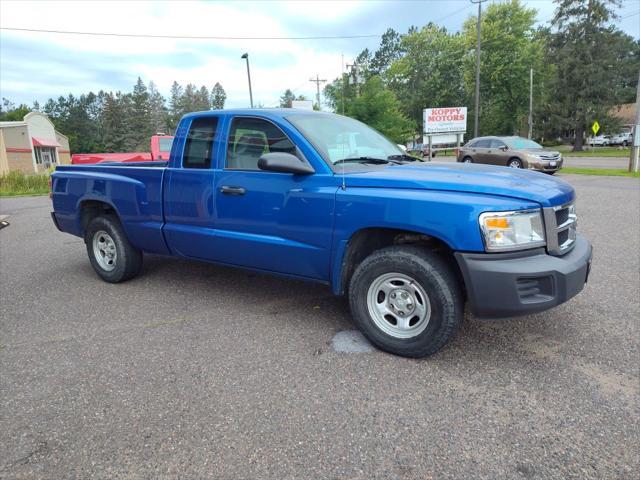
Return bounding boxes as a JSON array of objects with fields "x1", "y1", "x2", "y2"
[
  {"x1": 507, "y1": 158, "x2": 523, "y2": 168},
  {"x1": 85, "y1": 215, "x2": 143, "y2": 283},
  {"x1": 462, "y1": 156, "x2": 473, "y2": 163},
  {"x1": 348, "y1": 245, "x2": 463, "y2": 358}
]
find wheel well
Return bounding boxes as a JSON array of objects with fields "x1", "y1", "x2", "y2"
[
  {"x1": 79, "y1": 200, "x2": 117, "y2": 233},
  {"x1": 339, "y1": 228, "x2": 465, "y2": 296}
]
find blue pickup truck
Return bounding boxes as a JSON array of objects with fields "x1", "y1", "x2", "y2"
[{"x1": 51, "y1": 109, "x2": 592, "y2": 357}]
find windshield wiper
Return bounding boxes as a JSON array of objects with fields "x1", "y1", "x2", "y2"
[
  {"x1": 334, "y1": 156, "x2": 402, "y2": 165},
  {"x1": 387, "y1": 154, "x2": 424, "y2": 163}
]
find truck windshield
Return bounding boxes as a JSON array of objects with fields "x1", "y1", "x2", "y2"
[
  {"x1": 286, "y1": 114, "x2": 403, "y2": 165},
  {"x1": 159, "y1": 138, "x2": 173, "y2": 152}
]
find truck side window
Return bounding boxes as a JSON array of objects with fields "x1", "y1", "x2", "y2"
[
  {"x1": 226, "y1": 117, "x2": 297, "y2": 170},
  {"x1": 183, "y1": 117, "x2": 218, "y2": 169}
]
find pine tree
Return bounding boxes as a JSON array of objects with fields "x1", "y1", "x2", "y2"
[
  {"x1": 130, "y1": 77, "x2": 152, "y2": 150},
  {"x1": 168, "y1": 81, "x2": 184, "y2": 131},
  {"x1": 210, "y1": 82, "x2": 226, "y2": 109},
  {"x1": 148, "y1": 81, "x2": 168, "y2": 134}
]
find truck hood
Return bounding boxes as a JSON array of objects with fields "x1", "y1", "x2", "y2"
[{"x1": 343, "y1": 162, "x2": 574, "y2": 207}]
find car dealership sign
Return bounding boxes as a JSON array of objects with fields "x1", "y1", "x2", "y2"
[{"x1": 423, "y1": 107, "x2": 467, "y2": 134}]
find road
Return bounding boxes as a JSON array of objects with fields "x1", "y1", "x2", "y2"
[
  {"x1": 1, "y1": 174, "x2": 638, "y2": 479},
  {"x1": 435, "y1": 155, "x2": 630, "y2": 169}
]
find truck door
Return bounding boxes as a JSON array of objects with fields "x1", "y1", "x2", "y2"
[
  {"x1": 211, "y1": 116, "x2": 335, "y2": 280},
  {"x1": 163, "y1": 116, "x2": 220, "y2": 260}
]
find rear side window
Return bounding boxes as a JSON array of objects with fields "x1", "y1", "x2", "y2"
[
  {"x1": 183, "y1": 117, "x2": 218, "y2": 169},
  {"x1": 226, "y1": 117, "x2": 297, "y2": 170}
]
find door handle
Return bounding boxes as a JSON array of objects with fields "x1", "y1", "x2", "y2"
[{"x1": 220, "y1": 185, "x2": 246, "y2": 196}]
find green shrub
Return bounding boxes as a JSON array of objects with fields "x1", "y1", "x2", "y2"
[{"x1": 0, "y1": 170, "x2": 51, "y2": 196}]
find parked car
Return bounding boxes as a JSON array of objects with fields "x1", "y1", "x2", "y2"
[
  {"x1": 590, "y1": 135, "x2": 611, "y2": 146},
  {"x1": 50, "y1": 110, "x2": 592, "y2": 358},
  {"x1": 407, "y1": 143, "x2": 436, "y2": 159},
  {"x1": 457, "y1": 136, "x2": 563, "y2": 173},
  {"x1": 609, "y1": 132, "x2": 632, "y2": 147},
  {"x1": 71, "y1": 135, "x2": 174, "y2": 164}
]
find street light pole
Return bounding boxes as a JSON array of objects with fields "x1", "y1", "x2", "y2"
[
  {"x1": 471, "y1": 0, "x2": 486, "y2": 138},
  {"x1": 241, "y1": 53, "x2": 254, "y2": 108}
]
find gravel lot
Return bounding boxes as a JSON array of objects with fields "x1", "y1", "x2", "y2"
[{"x1": 1, "y1": 174, "x2": 638, "y2": 479}]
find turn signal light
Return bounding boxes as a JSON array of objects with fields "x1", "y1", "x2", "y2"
[{"x1": 484, "y1": 217, "x2": 509, "y2": 229}]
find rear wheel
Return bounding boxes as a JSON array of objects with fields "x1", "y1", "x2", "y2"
[
  {"x1": 349, "y1": 245, "x2": 463, "y2": 357},
  {"x1": 507, "y1": 158, "x2": 523, "y2": 168},
  {"x1": 85, "y1": 215, "x2": 142, "y2": 283},
  {"x1": 462, "y1": 156, "x2": 473, "y2": 163}
]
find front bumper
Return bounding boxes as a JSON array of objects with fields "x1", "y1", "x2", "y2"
[
  {"x1": 455, "y1": 234, "x2": 592, "y2": 318},
  {"x1": 530, "y1": 159, "x2": 563, "y2": 172}
]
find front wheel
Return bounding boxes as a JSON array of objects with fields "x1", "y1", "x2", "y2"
[
  {"x1": 507, "y1": 158, "x2": 523, "y2": 168},
  {"x1": 85, "y1": 215, "x2": 143, "y2": 283},
  {"x1": 349, "y1": 246, "x2": 463, "y2": 357}
]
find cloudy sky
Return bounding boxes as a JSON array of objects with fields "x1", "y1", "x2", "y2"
[{"x1": 1, "y1": 0, "x2": 638, "y2": 109}]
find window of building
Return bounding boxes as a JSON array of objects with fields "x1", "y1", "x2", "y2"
[
  {"x1": 34, "y1": 147, "x2": 57, "y2": 168},
  {"x1": 183, "y1": 117, "x2": 218, "y2": 169},
  {"x1": 226, "y1": 117, "x2": 297, "y2": 170}
]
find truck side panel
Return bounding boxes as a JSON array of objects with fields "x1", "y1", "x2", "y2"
[
  {"x1": 52, "y1": 165, "x2": 170, "y2": 255},
  {"x1": 329, "y1": 187, "x2": 541, "y2": 294}
]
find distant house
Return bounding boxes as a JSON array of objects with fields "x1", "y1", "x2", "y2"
[{"x1": 0, "y1": 112, "x2": 71, "y2": 175}]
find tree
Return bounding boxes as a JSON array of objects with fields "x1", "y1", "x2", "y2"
[
  {"x1": 370, "y1": 28, "x2": 402, "y2": 76},
  {"x1": 386, "y1": 23, "x2": 466, "y2": 134},
  {"x1": 461, "y1": 0, "x2": 546, "y2": 136},
  {"x1": 168, "y1": 81, "x2": 184, "y2": 131},
  {"x1": 129, "y1": 77, "x2": 153, "y2": 149},
  {"x1": 548, "y1": 0, "x2": 636, "y2": 150},
  {"x1": 346, "y1": 76, "x2": 415, "y2": 143},
  {"x1": 0, "y1": 98, "x2": 30, "y2": 121},
  {"x1": 148, "y1": 81, "x2": 168, "y2": 134},
  {"x1": 279, "y1": 89, "x2": 296, "y2": 108},
  {"x1": 210, "y1": 82, "x2": 226, "y2": 109}
]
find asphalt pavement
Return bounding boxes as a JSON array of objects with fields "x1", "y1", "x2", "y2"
[{"x1": 1, "y1": 174, "x2": 638, "y2": 479}]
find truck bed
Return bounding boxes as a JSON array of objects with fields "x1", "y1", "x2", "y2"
[{"x1": 52, "y1": 163, "x2": 170, "y2": 255}]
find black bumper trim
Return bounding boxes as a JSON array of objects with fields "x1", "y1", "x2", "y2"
[
  {"x1": 50, "y1": 212, "x2": 62, "y2": 232},
  {"x1": 455, "y1": 234, "x2": 592, "y2": 318}
]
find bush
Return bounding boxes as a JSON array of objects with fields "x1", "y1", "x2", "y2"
[{"x1": 0, "y1": 170, "x2": 51, "y2": 196}]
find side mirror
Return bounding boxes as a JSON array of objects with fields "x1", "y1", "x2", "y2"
[
  {"x1": 258, "y1": 152, "x2": 315, "y2": 175},
  {"x1": 500, "y1": 145, "x2": 508, "y2": 151}
]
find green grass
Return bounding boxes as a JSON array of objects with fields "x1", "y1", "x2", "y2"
[
  {"x1": 560, "y1": 167, "x2": 640, "y2": 178},
  {"x1": 0, "y1": 171, "x2": 50, "y2": 196},
  {"x1": 557, "y1": 145, "x2": 631, "y2": 157}
]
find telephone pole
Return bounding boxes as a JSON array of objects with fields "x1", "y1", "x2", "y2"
[
  {"x1": 528, "y1": 68, "x2": 533, "y2": 139},
  {"x1": 629, "y1": 69, "x2": 640, "y2": 173},
  {"x1": 310, "y1": 74, "x2": 327, "y2": 111},
  {"x1": 471, "y1": 0, "x2": 487, "y2": 138}
]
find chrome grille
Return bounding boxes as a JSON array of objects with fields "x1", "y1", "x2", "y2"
[{"x1": 543, "y1": 203, "x2": 577, "y2": 255}]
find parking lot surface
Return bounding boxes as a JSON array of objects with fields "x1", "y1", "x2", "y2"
[{"x1": 1, "y1": 174, "x2": 638, "y2": 479}]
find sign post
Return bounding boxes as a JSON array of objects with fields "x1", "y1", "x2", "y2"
[{"x1": 423, "y1": 107, "x2": 467, "y2": 160}]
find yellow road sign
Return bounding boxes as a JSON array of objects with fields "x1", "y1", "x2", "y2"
[{"x1": 591, "y1": 121, "x2": 600, "y2": 135}]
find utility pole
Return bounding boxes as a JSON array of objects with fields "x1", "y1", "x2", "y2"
[
  {"x1": 629, "y1": 69, "x2": 640, "y2": 173},
  {"x1": 528, "y1": 68, "x2": 533, "y2": 139},
  {"x1": 341, "y1": 54, "x2": 345, "y2": 115},
  {"x1": 310, "y1": 74, "x2": 327, "y2": 111},
  {"x1": 471, "y1": 0, "x2": 487, "y2": 138}
]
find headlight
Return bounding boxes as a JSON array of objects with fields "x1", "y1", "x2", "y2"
[{"x1": 479, "y1": 210, "x2": 546, "y2": 252}]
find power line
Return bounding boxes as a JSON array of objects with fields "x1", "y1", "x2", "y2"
[{"x1": 0, "y1": 26, "x2": 381, "y2": 40}]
